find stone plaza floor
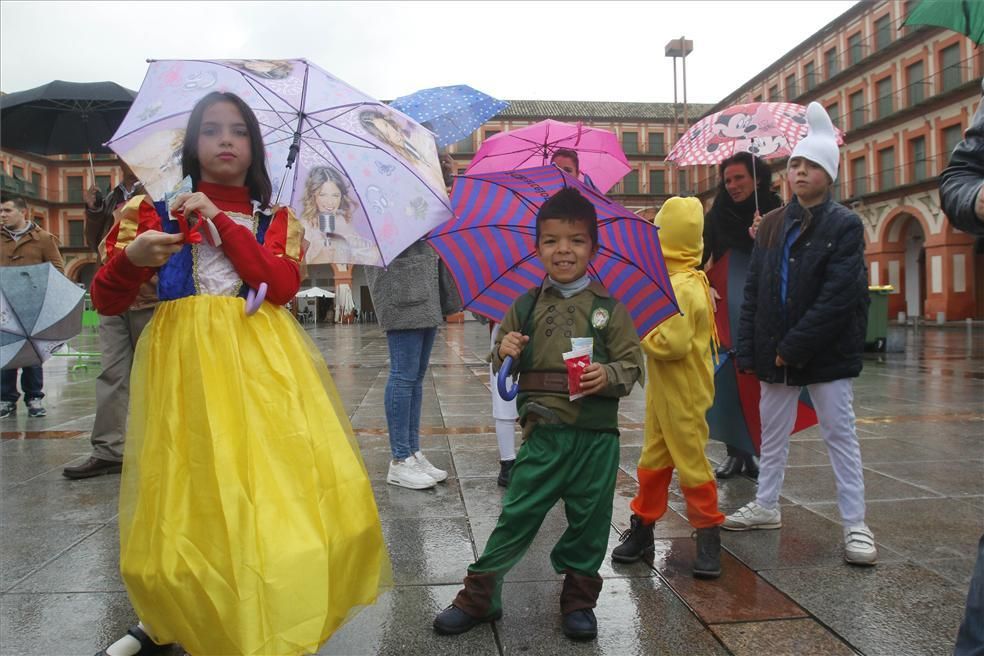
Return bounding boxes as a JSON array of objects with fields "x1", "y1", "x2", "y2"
[{"x1": 1, "y1": 320, "x2": 981, "y2": 655}]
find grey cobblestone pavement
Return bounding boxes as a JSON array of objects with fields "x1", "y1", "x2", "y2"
[{"x1": 1, "y1": 321, "x2": 981, "y2": 655}]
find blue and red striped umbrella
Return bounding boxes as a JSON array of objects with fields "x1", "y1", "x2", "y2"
[{"x1": 427, "y1": 165, "x2": 680, "y2": 337}]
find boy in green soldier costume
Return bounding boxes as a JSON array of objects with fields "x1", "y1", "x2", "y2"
[{"x1": 433, "y1": 187, "x2": 643, "y2": 641}]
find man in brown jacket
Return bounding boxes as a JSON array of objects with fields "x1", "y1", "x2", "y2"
[
  {"x1": 1, "y1": 194, "x2": 65, "y2": 418},
  {"x1": 63, "y1": 166, "x2": 158, "y2": 479}
]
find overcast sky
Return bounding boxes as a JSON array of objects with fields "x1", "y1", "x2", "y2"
[{"x1": 2, "y1": 1, "x2": 858, "y2": 104}]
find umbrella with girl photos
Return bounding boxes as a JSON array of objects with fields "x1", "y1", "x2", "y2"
[{"x1": 106, "y1": 59, "x2": 452, "y2": 268}]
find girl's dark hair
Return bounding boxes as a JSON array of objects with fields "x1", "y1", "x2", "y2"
[
  {"x1": 536, "y1": 187, "x2": 598, "y2": 247},
  {"x1": 717, "y1": 151, "x2": 772, "y2": 195},
  {"x1": 181, "y1": 92, "x2": 272, "y2": 207}
]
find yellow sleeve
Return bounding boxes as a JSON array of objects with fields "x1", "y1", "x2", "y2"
[{"x1": 641, "y1": 284, "x2": 696, "y2": 361}]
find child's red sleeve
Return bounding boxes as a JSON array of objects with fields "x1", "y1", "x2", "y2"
[
  {"x1": 91, "y1": 196, "x2": 160, "y2": 316},
  {"x1": 210, "y1": 206, "x2": 302, "y2": 305}
]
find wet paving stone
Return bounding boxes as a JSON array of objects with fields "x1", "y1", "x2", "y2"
[
  {"x1": 495, "y1": 578, "x2": 729, "y2": 655},
  {"x1": 1, "y1": 322, "x2": 979, "y2": 654},
  {"x1": 319, "y1": 585, "x2": 499, "y2": 656},
  {"x1": 654, "y1": 537, "x2": 808, "y2": 624},
  {"x1": 760, "y1": 563, "x2": 967, "y2": 656},
  {"x1": 710, "y1": 617, "x2": 857, "y2": 656},
  {"x1": 721, "y1": 505, "x2": 905, "y2": 570}
]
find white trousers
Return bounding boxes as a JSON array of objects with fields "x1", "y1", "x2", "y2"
[{"x1": 755, "y1": 378, "x2": 867, "y2": 526}]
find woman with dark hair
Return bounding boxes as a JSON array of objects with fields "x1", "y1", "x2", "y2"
[{"x1": 703, "y1": 151, "x2": 782, "y2": 479}]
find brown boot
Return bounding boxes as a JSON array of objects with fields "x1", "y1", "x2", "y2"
[
  {"x1": 434, "y1": 571, "x2": 501, "y2": 635},
  {"x1": 560, "y1": 570, "x2": 603, "y2": 640}
]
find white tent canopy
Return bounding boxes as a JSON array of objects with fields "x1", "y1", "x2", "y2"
[{"x1": 296, "y1": 287, "x2": 335, "y2": 298}]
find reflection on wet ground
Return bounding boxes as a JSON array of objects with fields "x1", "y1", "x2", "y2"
[{"x1": 2, "y1": 322, "x2": 980, "y2": 655}]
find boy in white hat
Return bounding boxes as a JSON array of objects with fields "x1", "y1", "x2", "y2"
[{"x1": 722, "y1": 102, "x2": 877, "y2": 566}]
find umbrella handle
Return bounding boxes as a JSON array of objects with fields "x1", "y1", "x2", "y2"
[
  {"x1": 497, "y1": 355, "x2": 519, "y2": 401},
  {"x1": 245, "y1": 282, "x2": 268, "y2": 316}
]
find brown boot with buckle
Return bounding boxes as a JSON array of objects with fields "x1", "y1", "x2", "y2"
[{"x1": 63, "y1": 456, "x2": 123, "y2": 480}]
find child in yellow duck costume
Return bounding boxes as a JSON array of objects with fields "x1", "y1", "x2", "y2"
[{"x1": 611, "y1": 196, "x2": 725, "y2": 578}]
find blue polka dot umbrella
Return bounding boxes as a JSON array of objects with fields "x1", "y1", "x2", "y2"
[{"x1": 390, "y1": 85, "x2": 508, "y2": 147}]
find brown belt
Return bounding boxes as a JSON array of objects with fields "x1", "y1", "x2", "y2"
[{"x1": 518, "y1": 371, "x2": 569, "y2": 393}]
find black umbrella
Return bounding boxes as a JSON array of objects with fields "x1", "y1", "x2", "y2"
[{"x1": 0, "y1": 80, "x2": 135, "y2": 175}]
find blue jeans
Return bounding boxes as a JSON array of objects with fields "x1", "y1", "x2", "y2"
[
  {"x1": 955, "y1": 534, "x2": 984, "y2": 656},
  {"x1": 384, "y1": 328, "x2": 437, "y2": 460},
  {"x1": 1, "y1": 365, "x2": 44, "y2": 403}
]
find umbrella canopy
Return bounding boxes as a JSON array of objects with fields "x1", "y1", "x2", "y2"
[
  {"x1": 903, "y1": 0, "x2": 984, "y2": 44},
  {"x1": 464, "y1": 119, "x2": 631, "y2": 194},
  {"x1": 427, "y1": 165, "x2": 679, "y2": 338},
  {"x1": 1, "y1": 263, "x2": 85, "y2": 369},
  {"x1": 666, "y1": 101, "x2": 845, "y2": 166},
  {"x1": 705, "y1": 251, "x2": 816, "y2": 453},
  {"x1": 390, "y1": 85, "x2": 508, "y2": 147},
  {"x1": 296, "y1": 286, "x2": 335, "y2": 298},
  {"x1": 0, "y1": 80, "x2": 135, "y2": 155},
  {"x1": 107, "y1": 59, "x2": 452, "y2": 268}
]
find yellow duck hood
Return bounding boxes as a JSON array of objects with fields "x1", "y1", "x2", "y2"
[{"x1": 654, "y1": 196, "x2": 704, "y2": 272}]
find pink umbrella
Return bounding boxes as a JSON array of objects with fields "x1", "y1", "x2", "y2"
[
  {"x1": 666, "y1": 101, "x2": 845, "y2": 166},
  {"x1": 464, "y1": 119, "x2": 631, "y2": 193}
]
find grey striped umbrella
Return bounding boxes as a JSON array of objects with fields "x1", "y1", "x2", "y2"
[{"x1": 1, "y1": 263, "x2": 85, "y2": 369}]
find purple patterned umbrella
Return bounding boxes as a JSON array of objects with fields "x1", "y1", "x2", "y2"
[
  {"x1": 106, "y1": 59, "x2": 452, "y2": 267},
  {"x1": 427, "y1": 165, "x2": 680, "y2": 338}
]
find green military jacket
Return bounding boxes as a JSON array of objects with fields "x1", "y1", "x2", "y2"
[{"x1": 492, "y1": 280, "x2": 643, "y2": 436}]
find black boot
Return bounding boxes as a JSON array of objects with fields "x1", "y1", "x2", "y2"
[
  {"x1": 742, "y1": 454, "x2": 760, "y2": 480},
  {"x1": 611, "y1": 514, "x2": 655, "y2": 563},
  {"x1": 562, "y1": 608, "x2": 597, "y2": 641},
  {"x1": 497, "y1": 459, "x2": 514, "y2": 487},
  {"x1": 693, "y1": 526, "x2": 722, "y2": 579},
  {"x1": 714, "y1": 456, "x2": 742, "y2": 479}
]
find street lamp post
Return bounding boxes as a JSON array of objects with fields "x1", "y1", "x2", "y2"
[{"x1": 664, "y1": 37, "x2": 693, "y2": 148}]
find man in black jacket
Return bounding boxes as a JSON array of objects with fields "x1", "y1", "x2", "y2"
[
  {"x1": 722, "y1": 103, "x2": 877, "y2": 568},
  {"x1": 939, "y1": 80, "x2": 984, "y2": 237}
]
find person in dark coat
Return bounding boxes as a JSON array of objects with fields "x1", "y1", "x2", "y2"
[
  {"x1": 939, "y1": 80, "x2": 984, "y2": 237},
  {"x1": 722, "y1": 103, "x2": 877, "y2": 568},
  {"x1": 702, "y1": 151, "x2": 782, "y2": 479}
]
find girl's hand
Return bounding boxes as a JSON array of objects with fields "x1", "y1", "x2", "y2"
[
  {"x1": 579, "y1": 362, "x2": 608, "y2": 395},
  {"x1": 499, "y1": 331, "x2": 530, "y2": 360},
  {"x1": 124, "y1": 231, "x2": 185, "y2": 267},
  {"x1": 171, "y1": 192, "x2": 222, "y2": 222},
  {"x1": 710, "y1": 286, "x2": 722, "y2": 309}
]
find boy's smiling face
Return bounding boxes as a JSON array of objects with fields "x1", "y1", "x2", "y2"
[{"x1": 536, "y1": 217, "x2": 597, "y2": 283}]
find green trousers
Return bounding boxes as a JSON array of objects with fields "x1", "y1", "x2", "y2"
[{"x1": 467, "y1": 424, "x2": 620, "y2": 615}]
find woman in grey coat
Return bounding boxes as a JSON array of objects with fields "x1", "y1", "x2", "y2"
[{"x1": 367, "y1": 154, "x2": 462, "y2": 490}]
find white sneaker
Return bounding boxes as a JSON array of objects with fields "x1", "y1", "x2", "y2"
[
  {"x1": 413, "y1": 450, "x2": 448, "y2": 482},
  {"x1": 387, "y1": 458, "x2": 437, "y2": 490},
  {"x1": 843, "y1": 524, "x2": 878, "y2": 566},
  {"x1": 722, "y1": 502, "x2": 782, "y2": 531}
]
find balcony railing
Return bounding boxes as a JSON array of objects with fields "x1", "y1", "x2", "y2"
[{"x1": 0, "y1": 175, "x2": 40, "y2": 199}]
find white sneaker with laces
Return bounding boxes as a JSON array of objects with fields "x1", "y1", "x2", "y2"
[
  {"x1": 722, "y1": 501, "x2": 782, "y2": 531},
  {"x1": 413, "y1": 450, "x2": 448, "y2": 482},
  {"x1": 26, "y1": 398, "x2": 46, "y2": 417},
  {"x1": 843, "y1": 524, "x2": 878, "y2": 566},
  {"x1": 387, "y1": 458, "x2": 437, "y2": 490}
]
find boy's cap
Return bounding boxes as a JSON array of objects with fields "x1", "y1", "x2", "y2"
[
  {"x1": 654, "y1": 196, "x2": 704, "y2": 272},
  {"x1": 790, "y1": 102, "x2": 840, "y2": 182}
]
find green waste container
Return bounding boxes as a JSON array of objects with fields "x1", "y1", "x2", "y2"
[{"x1": 865, "y1": 286, "x2": 893, "y2": 352}]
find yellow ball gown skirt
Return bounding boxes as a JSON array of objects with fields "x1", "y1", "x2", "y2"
[{"x1": 119, "y1": 296, "x2": 390, "y2": 655}]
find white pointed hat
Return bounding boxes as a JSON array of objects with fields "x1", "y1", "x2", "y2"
[{"x1": 791, "y1": 102, "x2": 840, "y2": 182}]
